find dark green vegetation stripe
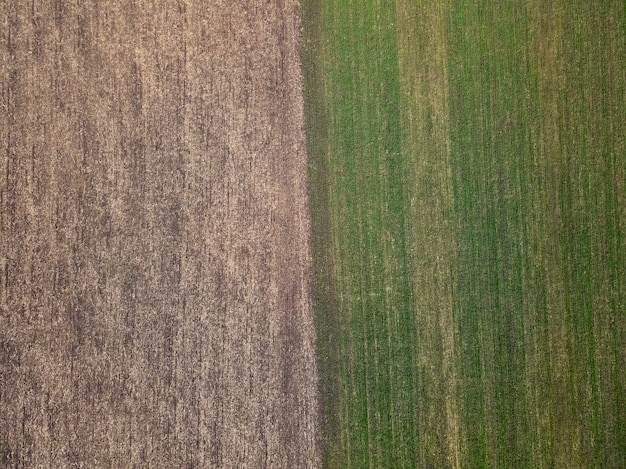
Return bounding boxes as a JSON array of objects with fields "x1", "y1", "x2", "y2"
[
  {"x1": 302, "y1": 0, "x2": 626, "y2": 467},
  {"x1": 447, "y1": 1, "x2": 626, "y2": 466}
]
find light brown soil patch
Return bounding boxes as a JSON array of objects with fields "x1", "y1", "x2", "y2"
[{"x1": 0, "y1": 1, "x2": 319, "y2": 467}]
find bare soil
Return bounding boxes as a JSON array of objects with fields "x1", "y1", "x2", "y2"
[{"x1": 0, "y1": 1, "x2": 319, "y2": 467}]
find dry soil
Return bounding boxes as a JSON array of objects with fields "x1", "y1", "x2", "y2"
[{"x1": 0, "y1": 1, "x2": 319, "y2": 467}]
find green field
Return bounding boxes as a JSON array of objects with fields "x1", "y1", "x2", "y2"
[{"x1": 302, "y1": 0, "x2": 626, "y2": 467}]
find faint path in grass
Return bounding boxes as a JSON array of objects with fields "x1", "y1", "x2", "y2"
[{"x1": 396, "y1": 0, "x2": 462, "y2": 467}]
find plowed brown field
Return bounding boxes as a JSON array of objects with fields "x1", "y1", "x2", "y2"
[{"x1": 1, "y1": 1, "x2": 319, "y2": 467}]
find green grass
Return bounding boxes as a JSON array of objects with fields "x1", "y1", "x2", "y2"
[{"x1": 302, "y1": 0, "x2": 626, "y2": 467}]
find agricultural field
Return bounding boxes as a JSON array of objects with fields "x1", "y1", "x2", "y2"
[
  {"x1": 1, "y1": 1, "x2": 319, "y2": 467},
  {"x1": 302, "y1": 0, "x2": 626, "y2": 467}
]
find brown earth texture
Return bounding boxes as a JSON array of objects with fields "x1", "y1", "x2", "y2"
[{"x1": 1, "y1": 1, "x2": 319, "y2": 467}]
